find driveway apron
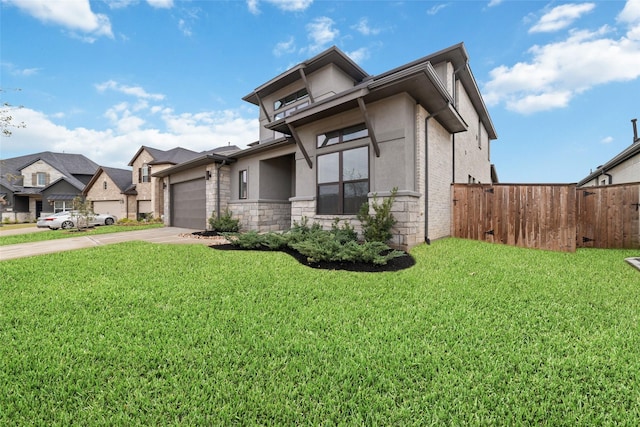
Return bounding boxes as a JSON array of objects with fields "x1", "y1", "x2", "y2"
[{"x1": 0, "y1": 227, "x2": 208, "y2": 261}]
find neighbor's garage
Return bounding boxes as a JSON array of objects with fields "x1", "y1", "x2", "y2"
[
  {"x1": 93, "y1": 200, "x2": 121, "y2": 215},
  {"x1": 170, "y1": 178, "x2": 206, "y2": 229}
]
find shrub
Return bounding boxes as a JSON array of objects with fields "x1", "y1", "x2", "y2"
[
  {"x1": 209, "y1": 209, "x2": 240, "y2": 233},
  {"x1": 357, "y1": 187, "x2": 398, "y2": 243}
]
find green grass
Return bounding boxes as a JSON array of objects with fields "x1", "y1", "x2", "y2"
[
  {"x1": 0, "y1": 223, "x2": 164, "y2": 246},
  {"x1": 1, "y1": 238, "x2": 638, "y2": 425}
]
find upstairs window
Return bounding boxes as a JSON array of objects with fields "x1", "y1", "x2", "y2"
[
  {"x1": 273, "y1": 88, "x2": 308, "y2": 111},
  {"x1": 139, "y1": 164, "x2": 151, "y2": 183},
  {"x1": 36, "y1": 172, "x2": 48, "y2": 186},
  {"x1": 273, "y1": 88, "x2": 309, "y2": 120},
  {"x1": 317, "y1": 123, "x2": 368, "y2": 148}
]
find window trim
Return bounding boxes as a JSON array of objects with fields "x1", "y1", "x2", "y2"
[{"x1": 316, "y1": 145, "x2": 369, "y2": 215}]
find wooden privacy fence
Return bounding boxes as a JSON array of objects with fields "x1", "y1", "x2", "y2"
[{"x1": 452, "y1": 183, "x2": 640, "y2": 252}]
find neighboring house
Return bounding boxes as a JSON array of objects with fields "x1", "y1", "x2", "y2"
[
  {"x1": 84, "y1": 145, "x2": 240, "y2": 221},
  {"x1": 578, "y1": 119, "x2": 640, "y2": 187},
  {"x1": 82, "y1": 166, "x2": 133, "y2": 220},
  {"x1": 0, "y1": 151, "x2": 98, "y2": 222},
  {"x1": 154, "y1": 43, "x2": 498, "y2": 249}
]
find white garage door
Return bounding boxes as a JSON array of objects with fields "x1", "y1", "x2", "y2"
[
  {"x1": 171, "y1": 178, "x2": 206, "y2": 229},
  {"x1": 93, "y1": 200, "x2": 121, "y2": 216}
]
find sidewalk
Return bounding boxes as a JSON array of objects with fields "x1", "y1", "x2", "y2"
[{"x1": 0, "y1": 227, "x2": 217, "y2": 261}]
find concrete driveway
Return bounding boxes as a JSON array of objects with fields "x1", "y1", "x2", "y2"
[{"x1": 0, "y1": 227, "x2": 217, "y2": 261}]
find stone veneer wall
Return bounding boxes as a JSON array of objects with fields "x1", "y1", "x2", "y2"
[
  {"x1": 205, "y1": 165, "x2": 231, "y2": 229},
  {"x1": 290, "y1": 192, "x2": 423, "y2": 250},
  {"x1": 228, "y1": 200, "x2": 292, "y2": 233}
]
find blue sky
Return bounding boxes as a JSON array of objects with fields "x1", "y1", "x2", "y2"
[{"x1": 1, "y1": 0, "x2": 639, "y2": 183}]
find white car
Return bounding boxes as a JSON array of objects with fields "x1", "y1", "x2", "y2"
[{"x1": 41, "y1": 211, "x2": 117, "y2": 230}]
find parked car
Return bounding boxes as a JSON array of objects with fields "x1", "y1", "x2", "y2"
[
  {"x1": 41, "y1": 211, "x2": 117, "y2": 230},
  {"x1": 37, "y1": 212, "x2": 67, "y2": 228}
]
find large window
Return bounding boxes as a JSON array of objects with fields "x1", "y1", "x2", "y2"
[
  {"x1": 317, "y1": 146, "x2": 369, "y2": 215},
  {"x1": 317, "y1": 123, "x2": 368, "y2": 148},
  {"x1": 239, "y1": 170, "x2": 248, "y2": 199}
]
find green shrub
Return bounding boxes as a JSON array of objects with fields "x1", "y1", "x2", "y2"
[
  {"x1": 357, "y1": 187, "x2": 398, "y2": 243},
  {"x1": 209, "y1": 209, "x2": 240, "y2": 232},
  {"x1": 228, "y1": 216, "x2": 404, "y2": 266}
]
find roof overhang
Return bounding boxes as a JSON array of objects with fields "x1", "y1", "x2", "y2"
[
  {"x1": 267, "y1": 62, "x2": 468, "y2": 135},
  {"x1": 152, "y1": 154, "x2": 236, "y2": 178},
  {"x1": 243, "y1": 46, "x2": 369, "y2": 105}
]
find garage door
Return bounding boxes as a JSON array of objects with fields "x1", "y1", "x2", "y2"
[
  {"x1": 171, "y1": 178, "x2": 206, "y2": 229},
  {"x1": 93, "y1": 200, "x2": 120, "y2": 216}
]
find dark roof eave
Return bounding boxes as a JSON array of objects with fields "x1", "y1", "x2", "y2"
[
  {"x1": 577, "y1": 142, "x2": 640, "y2": 186},
  {"x1": 152, "y1": 154, "x2": 236, "y2": 178},
  {"x1": 231, "y1": 137, "x2": 295, "y2": 158}
]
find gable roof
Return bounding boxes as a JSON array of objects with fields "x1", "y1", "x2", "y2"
[
  {"x1": 0, "y1": 151, "x2": 99, "y2": 192},
  {"x1": 127, "y1": 146, "x2": 203, "y2": 166},
  {"x1": 83, "y1": 166, "x2": 133, "y2": 195}
]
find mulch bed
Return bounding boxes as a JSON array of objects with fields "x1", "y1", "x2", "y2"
[{"x1": 193, "y1": 231, "x2": 415, "y2": 272}]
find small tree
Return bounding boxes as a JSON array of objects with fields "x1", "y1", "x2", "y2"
[
  {"x1": 208, "y1": 209, "x2": 240, "y2": 233},
  {"x1": 357, "y1": 187, "x2": 398, "y2": 243},
  {"x1": 71, "y1": 196, "x2": 94, "y2": 231}
]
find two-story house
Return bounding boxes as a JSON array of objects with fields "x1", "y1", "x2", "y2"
[
  {"x1": 0, "y1": 151, "x2": 98, "y2": 222},
  {"x1": 154, "y1": 43, "x2": 498, "y2": 249}
]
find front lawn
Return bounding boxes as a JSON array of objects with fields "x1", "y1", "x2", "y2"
[
  {"x1": 0, "y1": 223, "x2": 164, "y2": 246},
  {"x1": 1, "y1": 239, "x2": 638, "y2": 425}
]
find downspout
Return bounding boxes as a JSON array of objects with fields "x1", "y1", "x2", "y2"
[
  {"x1": 216, "y1": 160, "x2": 227, "y2": 220},
  {"x1": 603, "y1": 172, "x2": 613, "y2": 185},
  {"x1": 424, "y1": 115, "x2": 431, "y2": 245}
]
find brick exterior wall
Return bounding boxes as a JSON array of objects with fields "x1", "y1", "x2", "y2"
[{"x1": 21, "y1": 161, "x2": 65, "y2": 187}]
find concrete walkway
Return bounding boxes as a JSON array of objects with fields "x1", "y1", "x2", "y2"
[{"x1": 0, "y1": 227, "x2": 214, "y2": 261}]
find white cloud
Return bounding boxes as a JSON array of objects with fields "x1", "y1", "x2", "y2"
[
  {"x1": 618, "y1": 0, "x2": 640, "y2": 40},
  {"x1": 488, "y1": 0, "x2": 504, "y2": 7},
  {"x1": 353, "y1": 18, "x2": 381, "y2": 36},
  {"x1": 147, "y1": 0, "x2": 173, "y2": 8},
  {"x1": 95, "y1": 80, "x2": 165, "y2": 101},
  {"x1": 247, "y1": 0, "x2": 313, "y2": 14},
  {"x1": 529, "y1": 3, "x2": 595, "y2": 33},
  {"x1": 427, "y1": 4, "x2": 449, "y2": 16},
  {"x1": 4, "y1": 0, "x2": 113, "y2": 39},
  {"x1": 306, "y1": 17, "x2": 339, "y2": 53},
  {"x1": 601, "y1": 136, "x2": 614, "y2": 144},
  {"x1": 3, "y1": 105, "x2": 258, "y2": 168},
  {"x1": 2, "y1": 62, "x2": 41, "y2": 77},
  {"x1": 273, "y1": 37, "x2": 296, "y2": 57},
  {"x1": 484, "y1": 2, "x2": 640, "y2": 115},
  {"x1": 346, "y1": 47, "x2": 370, "y2": 64}
]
